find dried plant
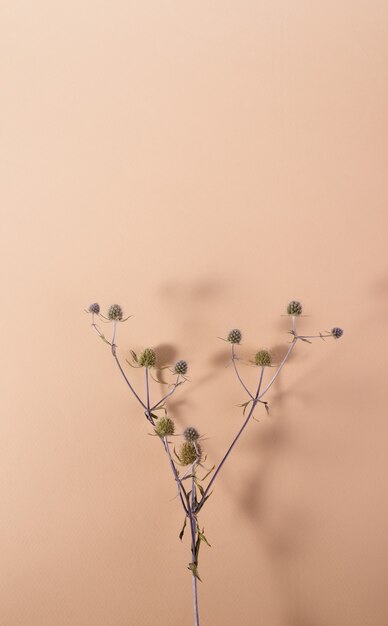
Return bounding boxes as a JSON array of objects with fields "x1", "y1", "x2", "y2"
[{"x1": 86, "y1": 300, "x2": 343, "y2": 625}]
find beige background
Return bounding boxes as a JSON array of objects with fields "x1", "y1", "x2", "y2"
[{"x1": 1, "y1": 1, "x2": 388, "y2": 625}]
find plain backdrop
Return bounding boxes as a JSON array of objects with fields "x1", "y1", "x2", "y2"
[{"x1": 1, "y1": 1, "x2": 388, "y2": 625}]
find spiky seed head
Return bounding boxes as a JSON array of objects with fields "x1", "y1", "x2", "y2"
[
  {"x1": 179, "y1": 441, "x2": 202, "y2": 466},
  {"x1": 138, "y1": 348, "x2": 157, "y2": 368},
  {"x1": 227, "y1": 329, "x2": 242, "y2": 344},
  {"x1": 331, "y1": 327, "x2": 344, "y2": 339},
  {"x1": 88, "y1": 302, "x2": 100, "y2": 314},
  {"x1": 255, "y1": 349, "x2": 272, "y2": 367},
  {"x1": 107, "y1": 304, "x2": 123, "y2": 321},
  {"x1": 154, "y1": 417, "x2": 175, "y2": 438},
  {"x1": 174, "y1": 360, "x2": 188, "y2": 376},
  {"x1": 183, "y1": 426, "x2": 200, "y2": 442},
  {"x1": 287, "y1": 300, "x2": 303, "y2": 316}
]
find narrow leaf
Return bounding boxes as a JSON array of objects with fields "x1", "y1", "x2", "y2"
[
  {"x1": 179, "y1": 517, "x2": 187, "y2": 541},
  {"x1": 188, "y1": 563, "x2": 202, "y2": 582}
]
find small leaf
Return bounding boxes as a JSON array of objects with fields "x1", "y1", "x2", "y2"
[
  {"x1": 199, "y1": 490, "x2": 213, "y2": 508},
  {"x1": 130, "y1": 350, "x2": 138, "y2": 363},
  {"x1": 198, "y1": 528, "x2": 211, "y2": 547},
  {"x1": 188, "y1": 563, "x2": 202, "y2": 581},
  {"x1": 200, "y1": 464, "x2": 215, "y2": 481},
  {"x1": 196, "y1": 482, "x2": 205, "y2": 497},
  {"x1": 179, "y1": 517, "x2": 187, "y2": 541}
]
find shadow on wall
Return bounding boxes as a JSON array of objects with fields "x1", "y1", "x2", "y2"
[{"x1": 135, "y1": 275, "x2": 387, "y2": 626}]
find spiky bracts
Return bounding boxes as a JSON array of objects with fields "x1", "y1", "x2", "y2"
[
  {"x1": 287, "y1": 300, "x2": 302, "y2": 316},
  {"x1": 255, "y1": 349, "x2": 272, "y2": 366}
]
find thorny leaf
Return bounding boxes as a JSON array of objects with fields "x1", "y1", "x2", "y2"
[
  {"x1": 188, "y1": 562, "x2": 202, "y2": 581},
  {"x1": 198, "y1": 528, "x2": 211, "y2": 547},
  {"x1": 200, "y1": 464, "x2": 215, "y2": 481},
  {"x1": 125, "y1": 358, "x2": 141, "y2": 369},
  {"x1": 299, "y1": 337, "x2": 312, "y2": 344},
  {"x1": 194, "y1": 480, "x2": 205, "y2": 498},
  {"x1": 130, "y1": 350, "x2": 138, "y2": 363},
  {"x1": 237, "y1": 400, "x2": 253, "y2": 416},
  {"x1": 149, "y1": 369, "x2": 164, "y2": 384},
  {"x1": 179, "y1": 517, "x2": 187, "y2": 541},
  {"x1": 199, "y1": 490, "x2": 213, "y2": 509}
]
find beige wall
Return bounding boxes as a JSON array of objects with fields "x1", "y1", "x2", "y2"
[{"x1": 1, "y1": 2, "x2": 388, "y2": 625}]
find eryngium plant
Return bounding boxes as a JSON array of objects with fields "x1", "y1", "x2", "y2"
[{"x1": 86, "y1": 300, "x2": 343, "y2": 626}]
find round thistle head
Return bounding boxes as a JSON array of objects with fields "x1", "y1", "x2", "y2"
[
  {"x1": 179, "y1": 441, "x2": 202, "y2": 466},
  {"x1": 331, "y1": 327, "x2": 344, "y2": 339},
  {"x1": 88, "y1": 302, "x2": 100, "y2": 314},
  {"x1": 227, "y1": 329, "x2": 242, "y2": 344},
  {"x1": 139, "y1": 348, "x2": 157, "y2": 368},
  {"x1": 255, "y1": 349, "x2": 272, "y2": 367},
  {"x1": 287, "y1": 300, "x2": 303, "y2": 316},
  {"x1": 174, "y1": 360, "x2": 188, "y2": 376},
  {"x1": 183, "y1": 426, "x2": 200, "y2": 442},
  {"x1": 107, "y1": 304, "x2": 123, "y2": 321},
  {"x1": 154, "y1": 416, "x2": 175, "y2": 438}
]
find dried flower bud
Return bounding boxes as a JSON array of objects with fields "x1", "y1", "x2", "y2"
[
  {"x1": 154, "y1": 417, "x2": 175, "y2": 437},
  {"x1": 139, "y1": 348, "x2": 157, "y2": 368},
  {"x1": 287, "y1": 300, "x2": 303, "y2": 316},
  {"x1": 107, "y1": 304, "x2": 123, "y2": 321},
  {"x1": 183, "y1": 426, "x2": 199, "y2": 442},
  {"x1": 174, "y1": 360, "x2": 188, "y2": 376},
  {"x1": 331, "y1": 327, "x2": 344, "y2": 339},
  {"x1": 227, "y1": 329, "x2": 242, "y2": 344},
  {"x1": 88, "y1": 303, "x2": 100, "y2": 314},
  {"x1": 255, "y1": 349, "x2": 272, "y2": 367},
  {"x1": 179, "y1": 441, "x2": 202, "y2": 466}
]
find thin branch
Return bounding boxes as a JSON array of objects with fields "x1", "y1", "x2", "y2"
[
  {"x1": 164, "y1": 437, "x2": 189, "y2": 515},
  {"x1": 231, "y1": 344, "x2": 254, "y2": 399},
  {"x1": 195, "y1": 367, "x2": 265, "y2": 513},
  {"x1": 150, "y1": 375, "x2": 181, "y2": 411}
]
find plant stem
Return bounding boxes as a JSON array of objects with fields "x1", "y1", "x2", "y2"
[
  {"x1": 231, "y1": 344, "x2": 254, "y2": 399},
  {"x1": 164, "y1": 437, "x2": 189, "y2": 515},
  {"x1": 190, "y1": 465, "x2": 200, "y2": 626},
  {"x1": 150, "y1": 374, "x2": 180, "y2": 411},
  {"x1": 196, "y1": 367, "x2": 264, "y2": 513},
  {"x1": 196, "y1": 318, "x2": 300, "y2": 513}
]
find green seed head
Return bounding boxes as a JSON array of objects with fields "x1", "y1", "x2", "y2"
[
  {"x1": 183, "y1": 426, "x2": 200, "y2": 442},
  {"x1": 138, "y1": 348, "x2": 157, "y2": 368},
  {"x1": 255, "y1": 349, "x2": 272, "y2": 367},
  {"x1": 287, "y1": 300, "x2": 303, "y2": 316},
  {"x1": 179, "y1": 441, "x2": 202, "y2": 466},
  {"x1": 227, "y1": 329, "x2": 242, "y2": 344},
  {"x1": 154, "y1": 417, "x2": 175, "y2": 438},
  {"x1": 108, "y1": 304, "x2": 123, "y2": 321},
  {"x1": 174, "y1": 360, "x2": 188, "y2": 376}
]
